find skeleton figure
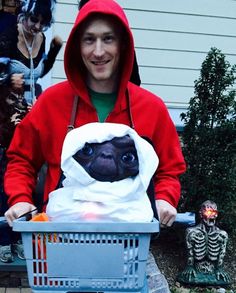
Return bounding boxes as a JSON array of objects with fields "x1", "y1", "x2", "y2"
[{"x1": 178, "y1": 200, "x2": 231, "y2": 285}]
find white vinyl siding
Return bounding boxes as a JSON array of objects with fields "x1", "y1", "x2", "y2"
[{"x1": 48, "y1": 0, "x2": 236, "y2": 126}]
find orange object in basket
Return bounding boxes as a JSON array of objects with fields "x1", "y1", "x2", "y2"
[{"x1": 30, "y1": 212, "x2": 49, "y2": 222}]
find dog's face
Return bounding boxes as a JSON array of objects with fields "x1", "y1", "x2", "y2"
[{"x1": 73, "y1": 135, "x2": 139, "y2": 182}]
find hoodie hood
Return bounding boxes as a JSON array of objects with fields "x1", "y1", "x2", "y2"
[
  {"x1": 64, "y1": 0, "x2": 134, "y2": 106},
  {"x1": 46, "y1": 123, "x2": 158, "y2": 222}
]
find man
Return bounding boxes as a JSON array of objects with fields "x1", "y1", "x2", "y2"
[
  {"x1": 4, "y1": 0, "x2": 185, "y2": 290},
  {"x1": 4, "y1": 0, "x2": 185, "y2": 236}
]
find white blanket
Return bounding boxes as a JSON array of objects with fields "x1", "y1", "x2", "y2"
[{"x1": 46, "y1": 122, "x2": 159, "y2": 222}]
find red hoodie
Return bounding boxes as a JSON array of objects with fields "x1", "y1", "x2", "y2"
[{"x1": 5, "y1": 0, "x2": 186, "y2": 209}]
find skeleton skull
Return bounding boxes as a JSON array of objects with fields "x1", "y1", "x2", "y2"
[{"x1": 199, "y1": 200, "x2": 218, "y2": 227}]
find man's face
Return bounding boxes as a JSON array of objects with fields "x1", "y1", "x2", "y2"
[{"x1": 80, "y1": 16, "x2": 122, "y2": 91}]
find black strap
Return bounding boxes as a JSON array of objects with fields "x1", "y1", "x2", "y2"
[
  {"x1": 67, "y1": 96, "x2": 79, "y2": 132},
  {"x1": 55, "y1": 95, "x2": 80, "y2": 190},
  {"x1": 126, "y1": 89, "x2": 135, "y2": 129}
]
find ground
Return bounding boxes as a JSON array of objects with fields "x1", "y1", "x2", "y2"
[{"x1": 151, "y1": 226, "x2": 236, "y2": 292}]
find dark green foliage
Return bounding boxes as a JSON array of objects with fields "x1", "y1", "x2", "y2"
[{"x1": 180, "y1": 47, "x2": 236, "y2": 234}]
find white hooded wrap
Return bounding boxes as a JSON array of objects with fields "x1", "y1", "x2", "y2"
[{"x1": 46, "y1": 123, "x2": 159, "y2": 222}]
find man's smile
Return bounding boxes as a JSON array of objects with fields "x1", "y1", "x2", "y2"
[{"x1": 91, "y1": 60, "x2": 109, "y2": 65}]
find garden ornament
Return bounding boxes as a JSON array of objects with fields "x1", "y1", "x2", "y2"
[{"x1": 177, "y1": 200, "x2": 231, "y2": 286}]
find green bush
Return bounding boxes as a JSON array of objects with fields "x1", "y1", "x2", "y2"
[{"x1": 179, "y1": 47, "x2": 236, "y2": 234}]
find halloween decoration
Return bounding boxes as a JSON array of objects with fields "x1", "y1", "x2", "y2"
[
  {"x1": 46, "y1": 122, "x2": 159, "y2": 223},
  {"x1": 177, "y1": 200, "x2": 231, "y2": 285}
]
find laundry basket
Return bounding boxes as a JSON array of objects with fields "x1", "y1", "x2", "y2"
[{"x1": 13, "y1": 218, "x2": 159, "y2": 293}]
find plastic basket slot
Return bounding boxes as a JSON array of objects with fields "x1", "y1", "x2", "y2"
[
  {"x1": 31, "y1": 233, "x2": 48, "y2": 287},
  {"x1": 122, "y1": 234, "x2": 141, "y2": 289},
  {"x1": 45, "y1": 233, "x2": 124, "y2": 279}
]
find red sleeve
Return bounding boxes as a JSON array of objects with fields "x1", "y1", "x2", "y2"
[
  {"x1": 4, "y1": 113, "x2": 44, "y2": 207},
  {"x1": 152, "y1": 102, "x2": 186, "y2": 207}
]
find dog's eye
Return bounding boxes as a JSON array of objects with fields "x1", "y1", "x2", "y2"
[
  {"x1": 122, "y1": 152, "x2": 137, "y2": 163},
  {"x1": 81, "y1": 143, "x2": 94, "y2": 156}
]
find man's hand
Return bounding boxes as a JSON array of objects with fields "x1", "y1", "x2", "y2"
[
  {"x1": 155, "y1": 199, "x2": 177, "y2": 227},
  {"x1": 4, "y1": 202, "x2": 36, "y2": 227}
]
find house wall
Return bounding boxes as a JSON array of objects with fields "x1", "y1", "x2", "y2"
[{"x1": 48, "y1": 0, "x2": 236, "y2": 126}]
